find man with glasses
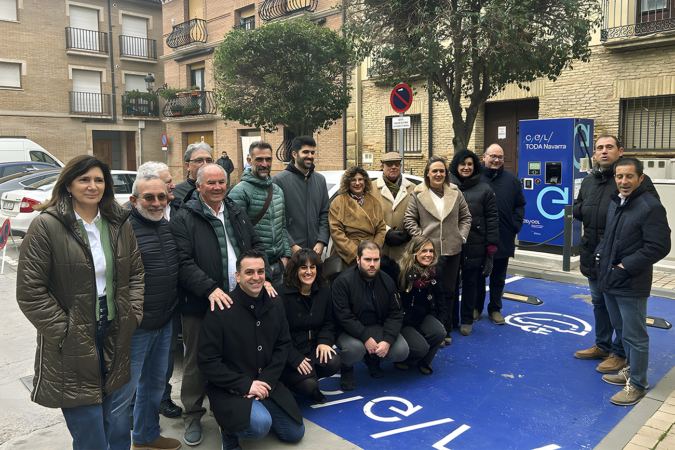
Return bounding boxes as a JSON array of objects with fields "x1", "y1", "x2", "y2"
[
  {"x1": 371, "y1": 152, "x2": 413, "y2": 261},
  {"x1": 477, "y1": 144, "x2": 526, "y2": 325},
  {"x1": 108, "y1": 173, "x2": 182, "y2": 450},
  {"x1": 173, "y1": 142, "x2": 214, "y2": 206},
  {"x1": 136, "y1": 162, "x2": 183, "y2": 420},
  {"x1": 229, "y1": 141, "x2": 291, "y2": 285},
  {"x1": 172, "y1": 164, "x2": 269, "y2": 446}
]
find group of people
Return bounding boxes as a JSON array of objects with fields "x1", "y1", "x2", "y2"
[{"x1": 15, "y1": 132, "x2": 670, "y2": 450}]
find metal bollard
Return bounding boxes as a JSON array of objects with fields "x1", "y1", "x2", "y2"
[{"x1": 562, "y1": 205, "x2": 573, "y2": 272}]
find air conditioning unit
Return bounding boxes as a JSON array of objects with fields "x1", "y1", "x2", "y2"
[{"x1": 639, "y1": 159, "x2": 669, "y2": 179}]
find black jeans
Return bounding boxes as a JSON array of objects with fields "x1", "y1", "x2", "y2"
[
  {"x1": 475, "y1": 257, "x2": 508, "y2": 314},
  {"x1": 436, "y1": 254, "x2": 461, "y2": 332},
  {"x1": 460, "y1": 267, "x2": 485, "y2": 324},
  {"x1": 400, "y1": 315, "x2": 446, "y2": 368}
]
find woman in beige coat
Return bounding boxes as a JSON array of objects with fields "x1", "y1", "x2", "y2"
[
  {"x1": 404, "y1": 156, "x2": 471, "y2": 344},
  {"x1": 329, "y1": 166, "x2": 386, "y2": 267}
]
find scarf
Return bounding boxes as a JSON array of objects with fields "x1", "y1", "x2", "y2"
[
  {"x1": 349, "y1": 192, "x2": 364, "y2": 206},
  {"x1": 429, "y1": 185, "x2": 444, "y2": 198},
  {"x1": 414, "y1": 265, "x2": 436, "y2": 290},
  {"x1": 384, "y1": 175, "x2": 401, "y2": 197}
]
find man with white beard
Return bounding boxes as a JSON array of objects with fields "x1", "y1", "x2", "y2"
[{"x1": 107, "y1": 173, "x2": 182, "y2": 450}]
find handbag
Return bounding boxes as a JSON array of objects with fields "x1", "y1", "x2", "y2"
[
  {"x1": 482, "y1": 254, "x2": 494, "y2": 277},
  {"x1": 324, "y1": 253, "x2": 345, "y2": 281}
]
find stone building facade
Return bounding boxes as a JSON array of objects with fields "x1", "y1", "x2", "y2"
[
  {"x1": 161, "y1": 0, "x2": 346, "y2": 185},
  {"x1": 0, "y1": 0, "x2": 166, "y2": 169},
  {"x1": 354, "y1": 5, "x2": 675, "y2": 177}
]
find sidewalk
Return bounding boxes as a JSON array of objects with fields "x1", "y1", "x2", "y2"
[{"x1": 508, "y1": 253, "x2": 675, "y2": 450}]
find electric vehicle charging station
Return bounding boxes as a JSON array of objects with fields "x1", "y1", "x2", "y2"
[{"x1": 517, "y1": 118, "x2": 594, "y2": 250}]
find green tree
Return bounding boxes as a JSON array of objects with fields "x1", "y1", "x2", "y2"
[
  {"x1": 213, "y1": 16, "x2": 356, "y2": 139},
  {"x1": 344, "y1": 0, "x2": 601, "y2": 152}
]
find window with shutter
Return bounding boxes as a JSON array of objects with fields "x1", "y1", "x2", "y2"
[
  {"x1": 0, "y1": 62, "x2": 21, "y2": 88},
  {"x1": 0, "y1": 0, "x2": 17, "y2": 21}
]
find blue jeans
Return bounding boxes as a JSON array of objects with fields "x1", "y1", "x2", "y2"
[
  {"x1": 62, "y1": 299, "x2": 112, "y2": 450},
  {"x1": 107, "y1": 322, "x2": 172, "y2": 450},
  {"x1": 589, "y1": 279, "x2": 625, "y2": 358},
  {"x1": 226, "y1": 398, "x2": 304, "y2": 443},
  {"x1": 603, "y1": 293, "x2": 649, "y2": 391},
  {"x1": 161, "y1": 313, "x2": 181, "y2": 403}
]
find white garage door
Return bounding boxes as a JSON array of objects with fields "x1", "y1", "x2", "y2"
[
  {"x1": 69, "y1": 6, "x2": 100, "y2": 52},
  {"x1": 72, "y1": 69, "x2": 102, "y2": 113}
]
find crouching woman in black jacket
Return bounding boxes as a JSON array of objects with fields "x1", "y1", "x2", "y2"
[
  {"x1": 391, "y1": 235, "x2": 447, "y2": 375},
  {"x1": 277, "y1": 249, "x2": 341, "y2": 404}
]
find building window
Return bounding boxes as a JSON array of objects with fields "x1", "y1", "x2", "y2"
[
  {"x1": 620, "y1": 96, "x2": 675, "y2": 152},
  {"x1": 190, "y1": 62, "x2": 205, "y2": 89},
  {"x1": 0, "y1": 0, "x2": 17, "y2": 21},
  {"x1": 0, "y1": 62, "x2": 21, "y2": 88},
  {"x1": 240, "y1": 15, "x2": 255, "y2": 30},
  {"x1": 385, "y1": 114, "x2": 422, "y2": 154}
]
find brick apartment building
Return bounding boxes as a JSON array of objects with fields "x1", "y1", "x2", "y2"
[
  {"x1": 0, "y1": 0, "x2": 166, "y2": 170},
  {"x1": 353, "y1": 2, "x2": 675, "y2": 177},
  {"x1": 160, "y1": 0, "x2": 347, "y2": 184}
]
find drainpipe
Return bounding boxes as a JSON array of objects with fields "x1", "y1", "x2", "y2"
[
  {"x1": 138, "y1": 120, "x2": 144, "y2": 167},
  {"x1": 107, "y1": 0, "x2": 116, "y2": 122},
  {"x1": 342, "y1": 6, "x2": 347, "y2": 169},
  {"x1": 428, "y1": 78, "x2": 433, "y2": 158}
]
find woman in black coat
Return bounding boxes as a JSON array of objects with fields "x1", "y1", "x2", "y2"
[
  {"x1": 383, "y1": 236, "x2": 446, "y2": 375},
  {"x1": 449, "y1": 149, "x2": 500, "y2": 336},
  {"x1": 277, "y1": 249, "x2": 340, "y2": 404}
]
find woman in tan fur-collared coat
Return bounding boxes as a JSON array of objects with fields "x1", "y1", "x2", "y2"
[
  {"x1": 329, "y1": 166, "x2": 386, "y2": 267},
  {"x1": 404, "y1": 156, "x2": 471, "y2": 342}
]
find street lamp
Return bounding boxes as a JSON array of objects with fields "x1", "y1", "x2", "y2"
[{"x1": 144, "y1": 73, "x2": 166, "y2": 95}]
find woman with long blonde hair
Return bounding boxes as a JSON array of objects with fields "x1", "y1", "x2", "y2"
[{"x1": 394, "y1": 235, "x2": 447, "y2": 375}]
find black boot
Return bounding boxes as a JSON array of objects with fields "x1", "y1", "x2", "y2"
[
  {"x1": 159, "y1": 399, "x2": 183, "y2": 418},
  {"x1": 363, "y1": 353, "x2": 384, "y2": 378},
  {"x1": 311, "y1": 389, "x2": 327, "y2": 404},
  {"x1": 340, "y1": 364, "x2": 355, "y2": 391},
  {"x1": 221, "y1": 430, "x2": 242, "y2": 450}
]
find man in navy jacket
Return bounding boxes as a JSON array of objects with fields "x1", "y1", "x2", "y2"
[
  {"x1": 596, "y1": 158, "x2": 670, "y2": 406},
  {"x1": 478, "y1": 144, "x2": 526, "y2": 325}
]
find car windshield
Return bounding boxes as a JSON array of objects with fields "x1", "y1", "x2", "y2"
[
  {"x1": 24, "y1": 176, "x2": 58, "y2": 191},
  {"x1": 326, "y1": 183, "x2": 335, "y2": 192}
]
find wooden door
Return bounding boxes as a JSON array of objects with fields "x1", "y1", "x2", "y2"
[
  {"x1": 484, "y1": 99, "x2": 538, "y2": 176},
  {"x1": 126, "y1": 132, "x2": 137, "y2": 170},
  {"x1": 93, "y1": 140, "x2": 112, "y2": 166},
  {"x1": 186, "y1": 131, "x2": 214, "y2": 149}
]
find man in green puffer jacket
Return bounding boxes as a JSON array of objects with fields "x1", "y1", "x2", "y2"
[{"x1": 229, "y1": 141, "x2": 291, "y2": 285}]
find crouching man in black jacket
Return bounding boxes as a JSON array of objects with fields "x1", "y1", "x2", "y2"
[
  {"x1": 596, "y1": 158, "x2": 670, "y2": 406},
  {"x1": 198, "y1": 250, "x2": 304, "y2": 450},
  {"x1": 333, "y1": 240, "x2": 408, "y2": 391}
]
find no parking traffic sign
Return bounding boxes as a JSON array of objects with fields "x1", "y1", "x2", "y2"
[
  {"x1": 0, "y1": 219, "x2": 10, "y2": 251},
  {"x1": 390, "y1": 83, "x2": 412, "y2": 114}
]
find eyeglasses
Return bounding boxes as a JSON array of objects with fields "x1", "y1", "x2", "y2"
[
  {"x1": 486, "y1": 154, "x2": 504, "y2": 161},
  {"x1": 349, "y1": 177, "x2": 365, "y2": 184},
  {"x1": 140, "y1": 194, "x2": 167, "y2": 202},
  {"x1": 384, "y1": 161, "x2": 401, "y2": 167},
  {"x1": 189, "y1": 158, "x2": 213, "y2": 164}
]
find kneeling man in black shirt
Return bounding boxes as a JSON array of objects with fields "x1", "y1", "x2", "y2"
[{"x1": 198, "y1": 249, "x2": 304, "y2": 449}]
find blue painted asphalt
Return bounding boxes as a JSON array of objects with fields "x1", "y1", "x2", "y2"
[{"x1": 297, "y1": 277, "x2": 675, "y2": 450}]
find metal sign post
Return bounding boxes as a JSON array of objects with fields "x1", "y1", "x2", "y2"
[{"x1": 390, "y1": 83, "x2": 413, "y2": 174}]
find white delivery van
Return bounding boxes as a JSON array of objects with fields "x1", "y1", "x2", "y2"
[{"x1": 0, "y1": 138, "x2": 64, "y2": 167}]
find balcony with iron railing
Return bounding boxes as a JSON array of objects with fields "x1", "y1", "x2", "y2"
[
  {"x1": 166, "y1": 18, "x2": 207, "y2": 49},
  {"x1": 259, "y1": 0, "x2": 317, "y2": 21},
  {"x1": 119, "y1": 35, "x2": 157, "y2": 61},
  {"x1": 162, "y1": 90, "x2": 217, "y2": 118},
  {"x1": 601, "y1": 0, "x2": 675, "y2": 42},
  {"x1": 65, "y1": 27, "x2": 109, "y2": 55},
  {"x1": 122, "y1": 93, "x2": 159, "y2": 118},
  {"x1": 69, "y1": 92, "x2": 112, "y2": 117}
]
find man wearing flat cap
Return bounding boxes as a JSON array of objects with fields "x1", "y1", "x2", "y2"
[{"x1": 370, "y1": 152, "x2": 413, "y2": 261}]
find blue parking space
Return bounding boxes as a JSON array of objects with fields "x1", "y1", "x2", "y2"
[{"x1": 296, "y1": 277, "x2": 675, "y2": 450}]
